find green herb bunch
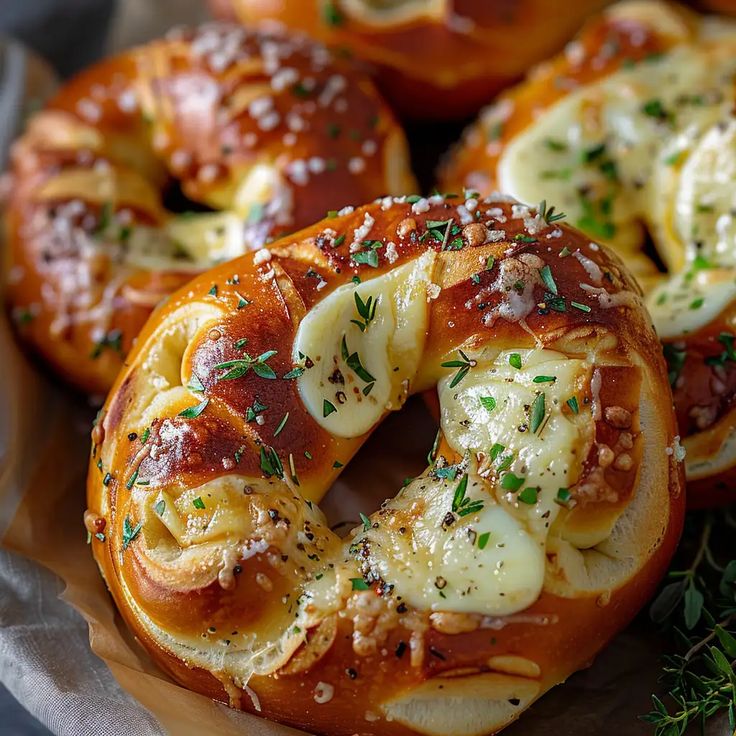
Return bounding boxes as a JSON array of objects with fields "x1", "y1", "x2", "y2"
[{"x1": 643, "y1": 508, "x2": 736, "y2": 735}]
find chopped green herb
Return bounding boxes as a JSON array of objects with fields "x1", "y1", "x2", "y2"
[
  {"x1": 178, "y1": 398, "x2": 209, "y2": 418},
  {"x1": 530, "y1": 392, "x2": 546, "y2": 434},
  {"x1": 501, "y1": 473, "x2": 525, "y2": 492},
  {"x1": 433, "y1": 465, "x2": 458, "y2": 480},
  {"x1": 350, "y1": 578, "x2": 370, "y2": 591},
  {"x1": 323, "y1": 399, "x2": 337, "y2": 417},
  {"x1": 246, "y1": 399, "x2": 267, "y2": 422},
  {"x1": 539, "y1": 265, "x2": 558, "y2": 295},
  {"x1": 351, "y1": 241, "x2": 383, "y2": 268},
  {"x1": 566, "y1": 396, "x2": 580, "y2": 414},
  {"x1": 544, "y1": 138, "x2": 568, "y2": 152},
  {"x1": 344, "y1": 343, "x2": 376, "y2": 383},
  {"x1": 260, "y1": 445, "x2": 284, "y2": 479},
  {"x1": 125, "y1": 468, "x2": 138, "y2": 490},
  {"x1": 283, "y1": 366, "x2": 305, "y2": 379},
  {"x1": 578, "y1": 194, "x2": 616, "y2": 240},
  {"x1": 193, "y1": 497, "x2": 205, "y2": 510},
  {"x1": 154, "y1": 499, "x2": 165, "y2": 516},
  {"x1": 457, "y1": 501, "x2": 484, "y2": 518},
  {"x1": 360, "y1": 512, "x2": 372, "y2": 532},
  {"x1": 479, "y1": 396, "x2": 497, "y2": 411},
  {"x1": 518, "y1": 487, "x2": 539, "y2": 505},
  {"x1": 571, "y1": 301, "x2": 591, "y2": 313},
  {"x1": 477, "y1": 532, "x2": 491, "y2": 550},
  {"x1": 490, "y1": 443, "x2": 505, "y2": 462},
  {"x1": 533, "y1": 375, "x2": 556, "y2": 383},
  {"x1": 122, "y1": 516, "x2": 142, "y2": 551},
  {"x1": 642, "y1": 98, "x2": 669, "y2": 121},
  {"x1": 705, "y1": 333, "x2": 736, "y2": 367},
  {"x1": 545, "y1": 293, "x2": 567, "y2": 312},
  {"x1": 509, "y1": 353, "x2": 522, "y2": 369},
  {"x1": 581, "y1": 142, "x2": 606, "y2": 163},
  {"x1": 555, "y1": 488, "x2": 572, "y2": 506}
]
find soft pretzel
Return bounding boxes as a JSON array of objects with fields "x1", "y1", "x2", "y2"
[
  {"x1": 439, "y1": 0, "x2": 736, "y2": 505},
  {"x1": 208, "y1": 0, "x2": 612, "y2": 119},
  {"x1": 86, "y1": 195, "x2": 684, "y2": 736},
  {"x1": 4, "y1": 22, "x2": 414, "y2": 395}
]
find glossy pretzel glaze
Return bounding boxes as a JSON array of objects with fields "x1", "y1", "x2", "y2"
[
  {"x1": 4, "y1": 22, "x2": 415, "y2": 395},
  {"x1": 87, "y1": 195, "x2": 684, "y2": 736},
  {"x1": 439, "y1": 0, "x2": 736, "y2": 505},
  {"x1": 209, "y1": 0, "x2": 611, "y2": 119}
]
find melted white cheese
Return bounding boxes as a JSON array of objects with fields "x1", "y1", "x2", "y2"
[
  {"x1": 648, "y1": 267, "x2": 736, "y2": 339},
  {"x1": 294, "y1": 251, "x2": 436, "y2": 438},
  {"x1": 353, "y1": 349, "x2": 594, "y2": 616},
  {"x1": 358, "y1": 471, "x2": 546, "y2": 615},
  {"x1": 496, "y1": 37, "x2": 736, "y2": 335},
  {"x1": 116, "y1": 212, "x2": 249, "y2": 273}
]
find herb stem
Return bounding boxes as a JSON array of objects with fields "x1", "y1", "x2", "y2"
[{"x1": 684, "y1": 614, "x2": 736, "y2": 663}]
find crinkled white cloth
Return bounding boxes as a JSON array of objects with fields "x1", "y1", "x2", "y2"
[{"x1": 0, "y1": 548, "x2": 163, "y2": 736}]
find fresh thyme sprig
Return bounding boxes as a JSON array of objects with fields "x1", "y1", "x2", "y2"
[
  {"x1": 643, "y1": 509, "x2": 736, "y2": 735},
  {"x1": 214, "y1": 350, "x2": 277, "y2": 380},
  {"x1": 538, "y1": 199, "x2": 566, "y2": 224},
  {"x1": 441, "y1": 349, "x2": 476, "y2": 388}
]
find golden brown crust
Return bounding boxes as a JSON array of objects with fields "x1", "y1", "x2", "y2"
[
  {"x1": 87, "y1": 195, "x2": 684, "y2": 735},
  {"x1": 5, "y1": 22, "x2": 415, "y2": 395},
  {"x1": 211, "y1": 0, "x2": 612, "y2": 119}
]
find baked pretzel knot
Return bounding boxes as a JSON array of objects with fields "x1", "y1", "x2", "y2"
[
  {"x1": 438, "y1": 0, "x2": 736, "y2": 504},
  {"x1": 87, "y1": 196, "x2": 684, "y2": 736},
  {"x1": 5, "y1": 22, "x2": 414, "y2": 395},
  {"x1": 210, "y1": 0, "x2": 611, "y2": 119}
]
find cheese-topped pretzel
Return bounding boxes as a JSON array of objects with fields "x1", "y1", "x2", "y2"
[
  {"x1": 209, "y1": 0, "x2": 611, "y2": 119},
  {"x1": 4, "y1": 22, "x2": 414, "y2": 395},
  {"x1": 86, "y1": 195, "x2": 684, "y2": 736},
  {"x1": 439, "y1": 0, "x2": 736, "y2": 505}
]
